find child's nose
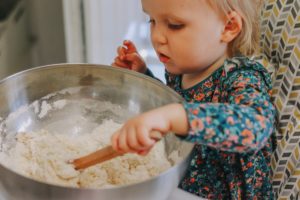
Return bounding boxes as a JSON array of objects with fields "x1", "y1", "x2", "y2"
[{"x1": 151, "y1": 26, "x2": 167, "y2": 45}]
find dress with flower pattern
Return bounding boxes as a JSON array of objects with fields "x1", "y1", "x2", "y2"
[{"x1": 148, "y1": 57, "x2": 276, "y2": 199}]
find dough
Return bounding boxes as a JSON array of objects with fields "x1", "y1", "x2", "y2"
[{"x1": 0, "y1": 120, "x2": 172, "y2": 188}]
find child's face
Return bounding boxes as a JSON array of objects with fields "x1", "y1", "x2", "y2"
[{"x1": 142, "y1": 0, "x2": 228, "y2": 75}]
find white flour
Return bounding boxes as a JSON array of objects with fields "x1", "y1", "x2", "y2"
[
  {"x1": 0, "y1": 119, "x2": 173, "y2": 188},
  {"x1": 0, "y1": 88, "x2": 178, "y2": 188}
]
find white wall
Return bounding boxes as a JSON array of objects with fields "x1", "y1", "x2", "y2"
[
  {"x1": 62, "y1": 0, "x2": 85, "y2": 63},
  {"x1": 63, "y1": 0, "x2": 165, "y2": 80},
  {"x1": 81, "y1": 0, "x2": 164, "y2": 80},
  {"x1": 0, "y1": 0, "x2": 165, "y2": 80},
  {"x1": 83, "y1": 0, "x2": 147, "y2": 65}
]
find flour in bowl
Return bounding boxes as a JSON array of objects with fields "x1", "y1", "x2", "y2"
[{"x1": 0, "y1": 119, "x2": 173, "y2": 188}]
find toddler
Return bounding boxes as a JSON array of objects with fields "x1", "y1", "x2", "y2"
[{"x1": 111, "y1": 0, "x2": 275, "y2": 199}]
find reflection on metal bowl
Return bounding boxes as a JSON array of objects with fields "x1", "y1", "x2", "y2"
[{"x1": 0, "y1": 64, "x2": 193, "y2": 200}]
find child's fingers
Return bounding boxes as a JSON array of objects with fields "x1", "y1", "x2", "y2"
[
  {"x1": 118, "y1": 130, "x2": 135, "y2": 153},
  {"x1": 112, "y1": 57, "x2": 131, "y2": 69},
  {"x1": 127, "y1": 128, "x2": 145, "y2": 152},
  {"x1": 112, "y1": 61, "x2": 129, "y2": 69},
  {"x1": 117, "y1": 46, "x2": 127, "y2": 59},
  {"x1": 111, "y1": 131, "x2": 120, "y2": 152},
  {"x1": 123, "y1": 40, "x2": 138, "y2": 54},
  {"x1": 138, "y1": 149, "x2": 151, "y2": 156},
  {"x1": 136, "y1": 128, "x2": 155, "y2": 149},
  {"x1": 124, "y1": 53, "x2": 146, "y2": 72},
  {"x1": 124, "y1": 53, "x2": 142, "y2": 63}
]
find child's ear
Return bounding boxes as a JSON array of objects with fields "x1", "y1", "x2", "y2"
[{"x1": 221, "y1": 11, "x2": 242, "y2": 43}]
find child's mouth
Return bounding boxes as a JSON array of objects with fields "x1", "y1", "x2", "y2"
[{"x1": 158, "y1": 53, "x2": 170, "y2": 63}]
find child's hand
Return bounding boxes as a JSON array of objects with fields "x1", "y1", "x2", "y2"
[
  {"x1": 111, "y1": 104, "x2": 189, "y2": 155},
  {"x1": 112, "y1": 40, "x2": 147, "y2": 73}
]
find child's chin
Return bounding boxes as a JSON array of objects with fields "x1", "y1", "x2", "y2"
[{"x1": 165, "y1": 65, "x2": 182, "y2": 75}]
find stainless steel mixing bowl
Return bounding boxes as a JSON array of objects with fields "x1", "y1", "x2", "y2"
[{"x1": 0, "y1": 64, "x2": 193, "y2": 200}]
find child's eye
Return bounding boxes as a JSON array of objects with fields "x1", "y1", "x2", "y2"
[{"x1": 168, "y1": 23, "x2": 184, "y2": 30}]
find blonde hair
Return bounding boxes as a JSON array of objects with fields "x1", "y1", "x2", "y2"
[{"x1": 209, "y1": 0, "x2": 263, "y2": 57}]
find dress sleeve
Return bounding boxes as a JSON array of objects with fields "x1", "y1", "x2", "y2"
[
  {"x1": 144, "y1": 68, "x2": 155, "y2": 78},
  {"x1": 181, "y1": 69, "x2": 276, "y2": 153}
]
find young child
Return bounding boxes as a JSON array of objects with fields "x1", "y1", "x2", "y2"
[{"x1": 111, "y1": 0, "x2": 275, "y2": 199}]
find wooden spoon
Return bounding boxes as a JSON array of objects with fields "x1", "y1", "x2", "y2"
[{"x1": 69, "y1": 131, "x2": 163, "y2": 170}]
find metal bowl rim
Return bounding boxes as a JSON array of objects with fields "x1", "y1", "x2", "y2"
[{"x1": 0, "y1": 63, "x2": 183, "y2": 102}]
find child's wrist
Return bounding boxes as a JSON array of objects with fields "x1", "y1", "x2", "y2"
[{"x1": 165, "y1": 104, "x2": 189, "y2": 136}]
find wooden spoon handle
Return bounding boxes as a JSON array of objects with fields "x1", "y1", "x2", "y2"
[{"x1": 71, "y1": 131, "x2": 163, "y2": 170}]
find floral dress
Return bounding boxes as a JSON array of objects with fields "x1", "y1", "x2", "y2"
[{"x1": 149, "y1": 57, "x2": 276, "y2": 199}]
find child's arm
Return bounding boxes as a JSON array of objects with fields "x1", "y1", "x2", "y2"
[
  {"x1": 180, "y1": 69, "x2": 276, "y2": 153},
  {"x1": 111, "y1": 103, "x2": 189, "y2": 155},
  {"x1": 111, "y1": 68, "x2": 275, "y2": 155}
]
